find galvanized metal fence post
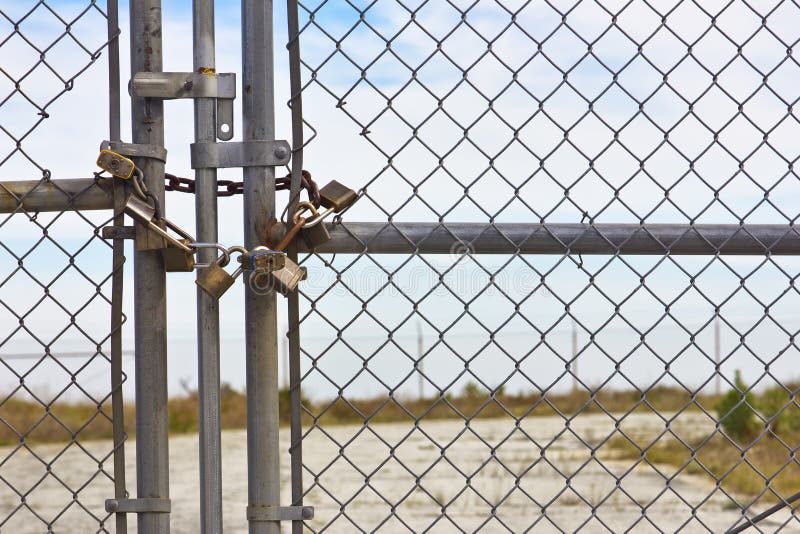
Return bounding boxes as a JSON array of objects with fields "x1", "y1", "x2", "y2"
[
  {"x1": 193, "y1": 1, "x2": 224, "y2": 532},
  {"x1": 107, "y1": 1, "x2": 128, "y2": 533},
  {"x1": 241, "y1": 1, "x2": 281, "y2": 533},
  {"x1": 129, "y1": 1, "x2": 170, "y2": 532}
]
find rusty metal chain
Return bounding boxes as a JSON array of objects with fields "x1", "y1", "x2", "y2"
[{"x1": 165, "y1": 170, "x2": 321, "y2": 206}]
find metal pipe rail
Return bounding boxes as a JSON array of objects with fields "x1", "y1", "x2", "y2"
[
  {"x1": 0, "y1": 178, "x2": 113, "y2": 213},
  {"x1": 8, "y1": 180, "x2": 798, "y2": 256},
  {"x1": 281, "y1": 222, "x2": 800, "y2": 255}
]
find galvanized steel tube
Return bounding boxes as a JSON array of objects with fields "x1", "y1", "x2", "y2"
[
  {"x1": 193, "y1": 0, "x2": 223, "y2": 532},
  {"x1": 129, "y1": 1, "x2": 170, "y2": 532},
  {"x1": 290, "y1": 222, "x2": 800, "y2": 256},
  {"x1": 241, "y1": 1, "x2": 281, "y2": 533}
]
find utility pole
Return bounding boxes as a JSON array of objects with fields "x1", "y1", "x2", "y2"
[
  {"x1": 715, "y1": 316, "x2": 721, "y2": 396},
  {"x1": 571, "y1": 318, "x2": 578, "y2": 393},
  {"x1": 417, "y1": 321, "x2": 424, "y2": 400}
]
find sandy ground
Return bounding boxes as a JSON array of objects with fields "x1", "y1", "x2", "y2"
[{"x1": 0, "y1": 413, "x2": 795, "y2": 533}]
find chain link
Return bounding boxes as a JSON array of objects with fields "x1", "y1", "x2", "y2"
[{"x1": 165, "y1": 170, "x2": 321, "y2": 205}]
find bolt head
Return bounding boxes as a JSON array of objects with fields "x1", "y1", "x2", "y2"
[{"x1": 274, "y1": 146, "x2": 288, "y2": 160}]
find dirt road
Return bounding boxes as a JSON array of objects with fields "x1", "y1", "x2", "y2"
[{"x1": 1, "y1": 413, "x2": 791, "y2": 532}]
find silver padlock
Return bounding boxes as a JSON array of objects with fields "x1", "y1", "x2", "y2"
[{"x1": 196, "y1": 253, "x2": 242, "y2": 299}]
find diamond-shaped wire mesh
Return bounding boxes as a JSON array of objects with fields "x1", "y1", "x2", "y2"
[
  {"x1": 292, "y1": 1, "x2": 800, "y2": 531},
  {"x1": 0, "y1": 2, "x2": 122, "y2": 533}
]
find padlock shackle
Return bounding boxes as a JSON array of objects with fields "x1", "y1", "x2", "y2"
[
  {"x1": 191, "y1": 242, "x2": 231, "y2": 268},
  {"x1": 292, "y1": 201, "x2": 319, "y2": 223},
  {"x1": 300, "y1": 206, "x2": 334, "y2": 228}
]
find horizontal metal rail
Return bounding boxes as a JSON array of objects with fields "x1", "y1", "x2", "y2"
[
  {"x1": 7, "y1": 182, "x2": 798, "y2": 256},
  {"x1": 289, "y1": 222, "x2": 800, "y2": 255},
  {"x1": 0, "y1": 178, "x2": 112, "y2": 213}
]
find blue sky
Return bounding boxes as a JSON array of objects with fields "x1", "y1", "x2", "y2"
[{"x1": 1, "y1": 0, "x2": 799, "y2": 403}]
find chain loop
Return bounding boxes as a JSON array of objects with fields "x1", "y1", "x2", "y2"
[{"x1": 164, "y1": 170, "x2": 320, "y2": 206}]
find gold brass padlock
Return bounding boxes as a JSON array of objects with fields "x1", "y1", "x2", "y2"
[
  {"x1": 196, "y1": 255, "x2": 242, "y2": 299},
  {"x1": 319, "y1": 180, "x2": 357, "y2": 212},
  {"x1": 250, "y1": 257, "x2": 307, "y2": 295},
  {"x1": 162, "y1": 239, "x2": 195, "y2": 272},
  {"x1": 136, "y1": 219, "x2": 168, "y2": 251},
  {"x1": 301, "y1": 220, "x2": 330, "y2": 250},
  {"x1": 123, "y1": 195, "x2": 195, "y2": 252},
  {"x1": 295, "y1": 202, "x2": 331, "y2": 249},
  {"x1": 271, "y1": 259, "x2": 307, "y2": 294},
  {"x1": 97, "y1": 149, "x2": 136, "y2": 180}
]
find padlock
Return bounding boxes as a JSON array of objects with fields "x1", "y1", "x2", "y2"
[
  {"x1": 196, "y1": 254, "x2": 242, "y2": 299},
  {"x1": 319, "y1": 180, "x2": 357, "y2": 212},
  {"x1": 123, "y1": 194, "x2": 195, "y2": 252},
  {"x1": 301, "y1": 220, "x2": 330, "y2": 250},
  {"x1": 294, "y1": 202, "x2": 331, "y2": 249},
  {"x1": 250, "y1": 257, "x2": 307, "y2": 295},
  {"x1": 97, "y1": 149, "x2": 136, "y2": 180},
  {"x1": 124, "y1": 194, "x2": 167, "y2": 250},
  {"x1": 135, "y1": 220, "x2": 168, "y2": 251},
  {"x1": 239, "y1": 246, "x2": 286, "y2": 272},
  {"x1": 161, "y1": 239, "x2": 195, "y2": 272}
]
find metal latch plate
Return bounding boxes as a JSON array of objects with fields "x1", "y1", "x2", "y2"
[
  {"x1": 247, "y1": 505, "x2": 314, "y2": 522},
  {"x1": 106, "y1": 498, "x2": 171, "y2": 514},
  {"x1": 190, "y1": 141, "x2": 291, "y2": 169}
]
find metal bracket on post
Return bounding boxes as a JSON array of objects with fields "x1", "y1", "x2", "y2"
[
  {"x1": 105, "y1": 498, "x2": 171, "y2": 514},
  {"x1": 129, "y1": 71, "x2": 236, "y2": 141},
  {"x1": 190, "y1": 140, "x2": 291, "y2": 169},
  {"x1": 246, "y1": 505, "x2": 314, "y2": 522},
  {"x1": 100, "y1": 140, "x2": 168, "y2": 163}
]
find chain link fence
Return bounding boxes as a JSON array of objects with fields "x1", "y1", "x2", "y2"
[
  {"x1": 0, "y1": 2, "x2": 122, "y2": 533},
  {"x1": 2, "y1": 0, "x2": 800, "y2": 532},
  {"x1": 293, "y1": 1, "x2": 800, "y2": 531}
]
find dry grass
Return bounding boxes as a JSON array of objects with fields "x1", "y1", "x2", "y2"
[
  {"x1": 4, "y1": 376, "x2": 798, "y2": 509},
  {"x1": 0, "y1": 384, "x2": 707, "y2": 445},
  {"x1": 306, "y1": 384, "x2": 715, "y2": 426},
  {"x1": 607, "y1": 426, "x2": 800, "y2": 502}
]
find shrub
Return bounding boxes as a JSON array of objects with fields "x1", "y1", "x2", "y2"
[
  {"x1": 715, "y1": 370, "x2": 759, "y2": 442},
  {"x1": 758, "y1": 385, "x2": 800, "y2": 436}
]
